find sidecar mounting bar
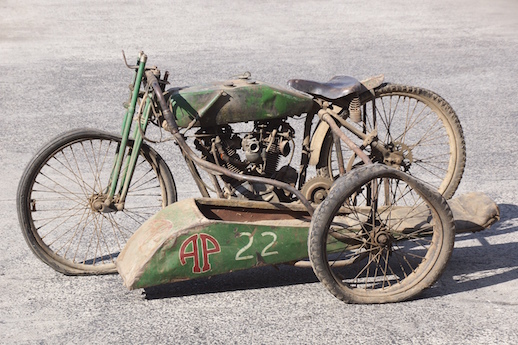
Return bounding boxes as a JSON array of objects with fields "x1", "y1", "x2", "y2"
[{"x1": 145, "y1": 71, "x2": 315, "y2": 215}]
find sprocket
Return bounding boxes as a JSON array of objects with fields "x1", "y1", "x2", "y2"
[{"x1": 301, "y1": 176, "x2": 333, "y2": 204}]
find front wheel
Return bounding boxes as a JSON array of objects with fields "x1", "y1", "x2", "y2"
[
  {"x1": 320, "y1": 84, "x2": 466, "y2": 199},
  {"x1": 17, "y1": 129, "x2": 177, "y2": 275},
  {"x1": 308, "y1": 164, "x2": 455, "y2": 304}
]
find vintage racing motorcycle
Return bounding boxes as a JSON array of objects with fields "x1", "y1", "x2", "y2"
[{"x1": 17, "y1": 51, "x2": 472, "y2": 303}]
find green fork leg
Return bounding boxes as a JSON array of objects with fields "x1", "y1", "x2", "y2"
[
  {"x1": 107, "y1": 53, "x2": 147, "y2": 202},
  {"x1": 117, "y1": 97, "x2": 153, "y2": 206}
]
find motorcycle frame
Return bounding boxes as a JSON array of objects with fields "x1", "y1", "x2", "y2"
[{"x1": 107, "y1": 52, "x2": 375, "y2": 215}]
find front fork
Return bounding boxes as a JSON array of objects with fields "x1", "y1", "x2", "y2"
[{"x1": 103, "y1": 53, "x2": 152, "y2": 211}]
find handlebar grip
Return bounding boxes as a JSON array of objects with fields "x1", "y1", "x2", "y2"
[{"x1": 145, "y1": 70, "x2": 179, "y2": 134}]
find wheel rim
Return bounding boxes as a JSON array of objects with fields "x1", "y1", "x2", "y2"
[
  {"x1": 27, "y1": 136, "x2": 167, "y2": 271},
  {"x1": 328, "y1": 91, "x2": 458, "y2": 196},
  {"x1": 323, "y1": 174, "x2": 444, "y2": 299}
]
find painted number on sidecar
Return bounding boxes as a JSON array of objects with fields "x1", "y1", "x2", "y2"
[{"x1": 235, "y1": 232, "x2": 279, "y2": 261}]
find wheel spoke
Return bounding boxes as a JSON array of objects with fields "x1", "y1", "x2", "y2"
[
  {"x1": 19, "y1": 131, "x2": 172, "y2": 274},
  {"x1": 310, "y1": 163, "x2": 455, "y2": 303},
  {"x1": 325, "y1": 85, "x2": 464, "y2": 200}
]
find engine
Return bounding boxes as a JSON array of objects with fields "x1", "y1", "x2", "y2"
[{"x1": 193, "y1": 119, "x2": 297, "y2": 201}]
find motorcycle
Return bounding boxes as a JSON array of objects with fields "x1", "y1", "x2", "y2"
[{"x1": 16, "y1": 51, "x2": 469, "y2": 302}]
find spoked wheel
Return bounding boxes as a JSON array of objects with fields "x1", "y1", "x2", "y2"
[
  {"x1": 308, "y1": 164, "x2": 455, "y2": 304},
  {"x1": 320, "y1": 84, "x2": 466, "y2": 199},
  {"x1": 17, "y1": 129, "x2": 177, "y2": 275}
]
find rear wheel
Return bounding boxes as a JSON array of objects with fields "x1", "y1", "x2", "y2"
[
  {"x1": 17, "y1": 128, "x2": 176, "y2": 275},
  {"x1": 308, "y1": 164, "x2": 455, "y2": 304},
  {"x1": 320, "y1": 84, "x2": 466, "y2": 199}
]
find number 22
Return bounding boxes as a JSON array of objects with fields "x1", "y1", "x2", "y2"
[{"x1": 235, "y1": 232, "x2": 279, "y2": 261}]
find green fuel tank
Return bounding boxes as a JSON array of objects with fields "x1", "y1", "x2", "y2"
[{"x1": 164, "y1": 76, "x2": 315, "y2": 128}]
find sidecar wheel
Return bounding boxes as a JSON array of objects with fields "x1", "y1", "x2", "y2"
[
  {"x1": 319, "y1": 84, "x2": 466, "y2": 199},
  {"x1": 308, "y1": 164, "x2": 455, "y2": 304},
  {"x1": 17, "y1": 129, "x2": 176, "y2": 275}
]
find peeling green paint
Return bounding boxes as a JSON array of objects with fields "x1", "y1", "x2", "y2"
[
  {"x1": 116, "y1": 198, "x2": 354, "y2": 290},
  {"x1": 165, "y1": 78, "x2": 314, "y2": 128},
  {"x1": 117, "y1": 198, "x2": 312, "y2": 289}
]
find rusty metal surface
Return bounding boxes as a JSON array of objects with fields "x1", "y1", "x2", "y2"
[
  {"x1": 148, "y1": 73, "x2": 317, "y2": 215},
  {"x1": 201, "y1": 206, "x2": 311, "y2": 222},
  {"x1": 360, "y1": 74, "x2": 385, "y2": 90},
  {"x1": 116, "y1": 198, "x2": 311, "y2": 290},
  {"x1": 3, "y1": 0, "x2": 518, "y2": 343},
  {"x1": 320, "y1": 110, "x2": 372, "y2": 165},
  {"x1": 117, "y1": 193, "x2": 499, "y2": 291},
  {"x1": 166, "y1": 78, "x2": 314, "y2": 127}
]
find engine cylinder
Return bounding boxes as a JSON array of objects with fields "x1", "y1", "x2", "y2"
[{"x1": 242, "y1": 135, "x2": 262, "y2": 163}]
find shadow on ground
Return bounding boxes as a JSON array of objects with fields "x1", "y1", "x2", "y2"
[
  {"x1": 143, "y1": 264, "x2": 319, "y2": 300},
  {"x1": 422, "y1": 203, "x2": 518, "y2": 301},
  {"x1": 144, "y1": 204, "x2": 518, "y2": 301}
]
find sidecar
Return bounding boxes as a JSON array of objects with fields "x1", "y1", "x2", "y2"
[
  {"x1": 117, "y1": 198, "x2": 311, "y2": 289},
  {"x1": 117, "y1": 165, "x2": 500, "y2": 303}
]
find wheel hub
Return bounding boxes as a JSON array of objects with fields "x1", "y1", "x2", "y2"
[
  {"x1": 374, "y1": 229, "x2": 393, "y2": 247},
  {"x1": 89, "y1": 194, "x2": 117, "y2": 213},
  {"x1": 382, "y1": 141, "x2": 413, "y2": 170}
]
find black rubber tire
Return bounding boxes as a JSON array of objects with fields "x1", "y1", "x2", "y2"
[
  {"x1": 17, "y1": 128, "x2": 177, "y2": 275},
  {"x1": 319, "y1": 84, "x2": 466, "y2": 199},
  {"x1": 308, "y1": 164, "x2": 455, "y2": 304}
]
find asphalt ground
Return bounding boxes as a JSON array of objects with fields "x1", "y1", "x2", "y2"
[{"x1": 1, "y1": 0, "x2": 517, "y2": 344}]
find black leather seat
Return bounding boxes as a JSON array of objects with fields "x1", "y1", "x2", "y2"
[{"x1": 287, "y1": 76, "x2": 363, "y2": 99}]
